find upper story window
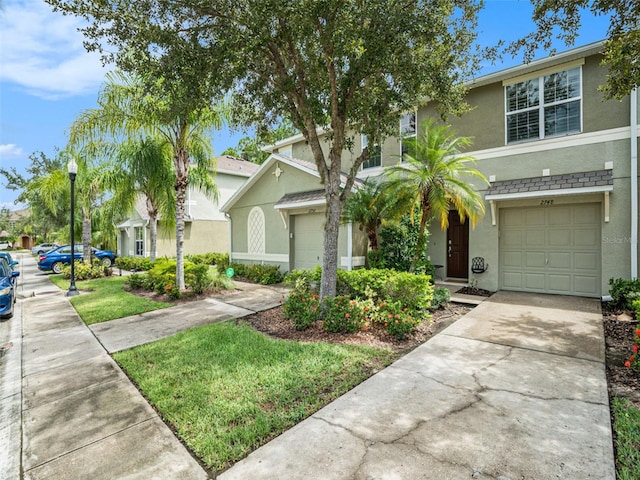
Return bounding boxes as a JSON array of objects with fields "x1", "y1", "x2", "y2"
[
  {"x1": 505, "y1": 66, "x2": 582, "y2": 143},
  {"x1": 400, "y1": 112, "x2": 417, "y2": 157},
  {"x1": 361, "y1": 135, "x2": 381, "y2": 169}
]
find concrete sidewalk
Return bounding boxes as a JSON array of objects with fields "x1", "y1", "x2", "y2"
[
  {"x1": 220, "y1": 291, "x2": 615, "y2": 479},
  {"x1": 2, "y1": 253, "x2": 615, "y2": 479}
]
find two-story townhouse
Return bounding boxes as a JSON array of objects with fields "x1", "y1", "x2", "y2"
[
  {"x1": 117, "y1": 155, "x2": 258, "y2": 257},
  {"x1": 223, "y1": 40, "x2": 639, "y2": 298}
]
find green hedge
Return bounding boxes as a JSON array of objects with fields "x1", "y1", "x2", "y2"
[
  {"x1": 217, "y1": 262, "x2": 283, "y2": 285},
  {"x1": 115, "y1": 256, "x2": 154, "y2": 272}
]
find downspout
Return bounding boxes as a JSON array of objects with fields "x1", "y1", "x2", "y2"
[
  {"x1": 225, "y1": 213, "x2": 233, "y2": 263},
  {"x1": 347, "y1": 222, "x2": 353, "y2": 271},
  {"x1": 631, "y1": 87, "x2": 638, "y2": 279}
]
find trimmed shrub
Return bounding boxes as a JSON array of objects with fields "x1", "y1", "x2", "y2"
[
  {"x1": 186, "y1": 252, "x2": 229, "y2": 267},
  {"x1": 184, "y1": 263, "x2": 211, "y2": 294},
  {"x1": 429, "y1": 287, "x2": 451, "y2": 311},
  {"x1": 115, "y1": 256, "x2": 154, "y2": 272},
  {"x1": 322, "y1": 295, "x2": 366, "y2": 333},
  {"x1": 609, "y1": 277, "x2": 640, "y2": 311},
  {"x1": 378, "y1": 300, "x2": 422, "y2": 340},
  {"x1": 61, "y1": 259, "x2": 108, "y2": 280},
  {"x1": 283, "y1": 290, "x2": 320, "y2": 330}
]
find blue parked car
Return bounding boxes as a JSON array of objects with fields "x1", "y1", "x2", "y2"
[
  {"x1": 0, "y1": 251, "x2": 19, "y2": 271},
  {"x1": 37, "y1": 245, "x2": 117, "y2": 274},
  {"x1": 0, "y1": 258, "x2": 19, "y2": 318}
]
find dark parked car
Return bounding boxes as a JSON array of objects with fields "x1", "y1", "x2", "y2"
[
  {"x1": 0, "y1": 258, "x2": 19, "y2": 318},
  {"x1": 37, "y1": 245, "x2": 117, "y2": 274},
  {"x1": 32, "y1": 242, "x2": 59, "y2": 255}
]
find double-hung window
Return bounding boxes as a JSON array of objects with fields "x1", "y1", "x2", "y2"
[
  {"x1": 134, "y1": 226, "x2": 144, "y2": 256},
  {"x1": 361, "y1": 135, "x2": 381, "y2": 169},
  {"x1": 400, "y1": 112, "x2": 417, "y2": 157},
  {"x1": 505, "y1": 66, "x2": 582, "y2": 143}
]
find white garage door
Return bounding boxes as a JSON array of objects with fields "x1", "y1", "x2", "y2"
[
  {"x1": 500, "y1": 203, "x2": 601, "y2": 297},
  {"x1": 293, "y1": 213, "x2": 324, "y2": 270}
]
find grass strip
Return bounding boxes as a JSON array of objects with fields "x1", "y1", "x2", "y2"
[
  {"x1": 51, "y1": 274, "x2": 169, "y2": 324},
  {"x1": 613, "y1": 397, "x2": 640, "y2": 480},
  {"x1": 114, "y1": 321, "x2": 396, "y2": 473}
]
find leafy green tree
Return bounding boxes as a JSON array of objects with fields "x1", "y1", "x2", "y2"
[
  {"x1": 385, "y1": 119, "x2": 487, "y2": 272},
  {"x1": 0, "y1": 151, "x2": 68, "y2": 240},
  {"x1": 68, "y1": 72, "x2": 223, "y2": 290},
  {"x1": 511, "y1": 0, "x2": 638, "y2": 99},
  {"x1": 223, "y1": 121, "x2": 298, "y2": 164},
  {"x1": 46, "y1": 0, "x2": 487, "y2": 298}
]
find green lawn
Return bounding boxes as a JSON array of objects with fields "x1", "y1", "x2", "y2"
[
  {"x1": 114, "y1": 321, "x2": 396, "y2": 473},
  {"x1": 613, "y1": 397, "x2": 640, "y2": 479},
  {"x1": 50, "y1": 274, "x2": 170, "y2": 324}
]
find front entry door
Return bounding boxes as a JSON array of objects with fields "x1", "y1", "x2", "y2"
[{"x1": 446, "y1": 210, "x2": 469, "y2": 279}]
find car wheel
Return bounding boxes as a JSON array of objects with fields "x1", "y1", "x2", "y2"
[
  {"x1": 52, "y1": 262, "x2": 64, "y2": 274},
  {"x1": 102, "y1": 257, "x2": 112, "y2": 267}
]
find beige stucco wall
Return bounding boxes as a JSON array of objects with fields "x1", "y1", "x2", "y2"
[{"x1": 154, "y1": 220, "x2": 230, "y2": 257}]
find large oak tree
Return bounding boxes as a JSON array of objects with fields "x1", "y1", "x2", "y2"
[{"x1": 48, "y1": 0, "x2": 487, "y2": 298}]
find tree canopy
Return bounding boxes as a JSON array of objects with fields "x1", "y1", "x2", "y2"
[
  {"x1": 512, "y1": 0, "x2": 639, "y2": 98},
  {"x1": 47, "y1": 0, "x2": 487, "y2": 297}
]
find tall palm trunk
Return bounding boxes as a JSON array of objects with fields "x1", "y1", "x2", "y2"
[
  {"x1": 174, "y1": 147, "x2": 189, "y2": 291},
  {"x1": 146, "y1": 196, "x2": 159, "y2": 261},
  {"x1": 81, "y1": 206, "x2": 92, "y2": 263},
  {"x1": 409, "y1": 195, "x2": 430, "y2": 273}
]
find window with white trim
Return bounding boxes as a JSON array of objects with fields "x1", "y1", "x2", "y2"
[
  {"x1": 505, "y1": 66, "x2": 582, "y2": 143},
  {"x1": 400, "y1": 112, "x2": 417, "y2": 157},
  {"x1": 134, "y1": 227, "x2": 144, "y2": 256},
  {"x1": 247, "y1": 207, "x2": 266, "y2": 254},
  {"x1": 361, "y1": 135, "x2": 381, "y2": 169}
]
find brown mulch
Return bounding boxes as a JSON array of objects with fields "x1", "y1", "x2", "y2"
[
  {"x1": 240, "y1": 303, "x2": 471, "y2": 353},
  {"x1": 456, "y1": 286, "x2": 493, "y2": 297},
  {"x1": 602, "y1": 303, "x2": 640, "y2": 408}
]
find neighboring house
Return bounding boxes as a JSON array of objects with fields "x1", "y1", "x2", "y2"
[
  {"x1": 223, "y1": 40, "x2": 639, "y2": 298},
  {"x1": 221, "y1": 155, "x2": 368, "y2": 272},
  {"x1": 117, "y1": 156, "x2": 258, "y2": 257}
]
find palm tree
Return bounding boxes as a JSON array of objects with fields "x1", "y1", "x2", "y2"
[
  {"x1": 384, "y1": 118, "x2": 488, "y2": 272},
  {"x1": 69, "y1": 71, "x2": 226, "y2": 290},
  {"x1": 343, "y1": 178, "x2": 409, "y2": 252}
]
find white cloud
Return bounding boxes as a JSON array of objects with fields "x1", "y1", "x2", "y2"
[
  {"x1": 0, "y1": 144, "x2": 25, "y2": 158},
  {"x1": 0, "y1": 0, "x2": 110, "y2": 99}
]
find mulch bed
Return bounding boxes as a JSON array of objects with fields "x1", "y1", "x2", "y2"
[
  {"x1": 602, "y1": 303, "x2": 640, "y2": 407},
  {"x1": 456, "y1": 286, "x2": 493, "y2": 297}
]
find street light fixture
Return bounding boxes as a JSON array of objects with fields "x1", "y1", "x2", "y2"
[{"x1": 67, "y1": 157, "x2": 79, "y2": 297}]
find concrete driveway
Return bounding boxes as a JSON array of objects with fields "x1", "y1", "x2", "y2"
[{"x1": 219, "y1": 291, "x2": 614, "y2": 480}]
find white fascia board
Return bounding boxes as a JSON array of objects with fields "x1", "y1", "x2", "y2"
[
  {"x1": 485, "y1": 185, "x2": 613, "y2": 201},
  {"x1": 274, "y1": 199, "x2": 326, "y2": 210}
]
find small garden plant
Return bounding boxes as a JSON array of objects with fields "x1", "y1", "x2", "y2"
[{"x1": 283, "y1": 267, "x2": 436, "y2": 340}]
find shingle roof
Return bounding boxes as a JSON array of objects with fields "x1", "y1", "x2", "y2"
[
  {"x1": 275, "y1": 189, "x2": 326, "y2": 208},
  {"x1": 486, "y1": 170, "x2": 613, "y2": 196},
  {"x1": 216, "y1": 155, "x2": 260, "y2": 176}
]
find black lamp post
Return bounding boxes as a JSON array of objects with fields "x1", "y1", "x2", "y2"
[{"x1": 67, "y1": 157, "x2": 79, "y2": 297}]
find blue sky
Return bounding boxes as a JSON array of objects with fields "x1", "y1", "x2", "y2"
[{"x1": 0, "y1": 0, "x2": 610, "y2": 209}]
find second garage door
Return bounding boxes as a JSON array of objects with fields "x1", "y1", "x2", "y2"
[
  {"x1": 500, "y1": 203, "x2": 601, "y2": 297},
  {"x1": 293, "y1": 213, "x2": 325, "y2": 270}
]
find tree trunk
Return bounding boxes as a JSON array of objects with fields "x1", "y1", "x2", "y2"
[
  {"x1": 146, "y1": 197, "x2": 158, "y2": 262},
  {"x1": 149, "y1": 215, "x2": 158, "y2": 262},
  {"x1": 81, "y1": 206, "x2": 92, "y2": 263},
  {"x1": 410, "y1": 200, "x2": 430, "y2": 273},
  {"x1": 174, "y1": 148, "x2": 189, "y2": 291},
  {"x1": 320, "y1": 175, "x2": 343, "y2": 300}
]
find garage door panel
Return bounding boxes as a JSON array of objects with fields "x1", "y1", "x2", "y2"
[
  {"x1": 548, "y1": 230, "x2": 571, "y2": 246},
  {"x1": 548, "y1": 206, "x2": 572, "y2": 225},
  {"x1": 548, "y1": 274, "x2": 572, "y2": 292},
  {"x1": 502, "y1": 230, "x2": 522, "y2": 247},
  {"x1": 524, "y1": 252, "x2": 546, "y2": 268},
  {"x1": 574, "y1": 252, "x2": 598, "y2": 270},
  {"x1": 524, "y1": 273, "x2": 546, "y2": 290},
  {"x1": 503, "y1": 272, "x2": 523, "y2": 289},
  {"x1": 500, "y1": 204, "x2": 601, "y2": 297},
  {"x1": 503, "y1": 251, "x2": 522, "y2": 267},
  {"x1": 575, "y1": 276, "x2": 598, "y2": 296},
  {"x1": 525, "y1": 230, "x2": 545, "y2": 246},
  {"x1": 547, "y1": 251, "x2": 571, "y2": 269},
  {"x1": 294, "y1": 213, "x2": 324, "y2": 270},
  {"x1": 574, "y1": 204, "x2": 600, "y2": 224},
  {"x1": 574, "y1": 228, "x2": 599, "y2": 247},
  {"x1": 525, "y1": 209, "x2": 545, "y2": 225}
]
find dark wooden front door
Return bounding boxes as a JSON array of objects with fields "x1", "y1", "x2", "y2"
[{"x1": 446, "y1": 210, "x2": 469, "y2": 279}]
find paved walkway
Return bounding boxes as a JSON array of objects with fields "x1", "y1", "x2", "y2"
[{"x1": 1, "y1": 253, "x2": 615, "y2": 479}]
